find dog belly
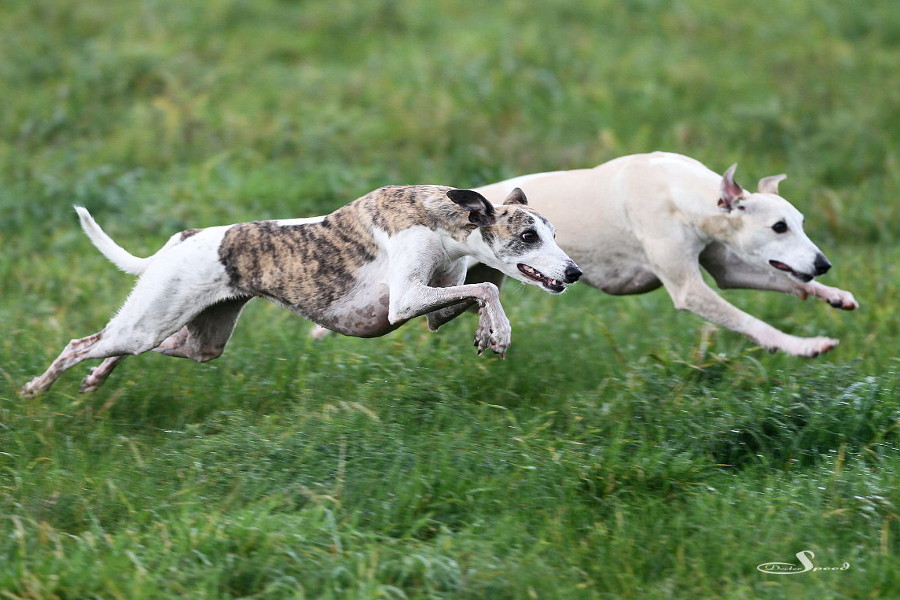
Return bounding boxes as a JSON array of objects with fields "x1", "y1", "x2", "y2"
[
  {"x1": 596, "y1": 270, "x2": 662, "y2": 295},
  {"x1": 315, "y1": 288, "x2": 397, "y2": 337},
  {"x1": 310, "y1": 254, "x2": 399, "y2": 337},
  {"x1": 580, "y1": 258, "x2": 661, "y2": 295}
]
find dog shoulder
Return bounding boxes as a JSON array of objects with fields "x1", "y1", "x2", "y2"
[{"x1": 356, "y1": 185, "x2": 469, "y2": 238}]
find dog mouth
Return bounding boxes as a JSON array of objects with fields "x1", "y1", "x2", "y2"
[
  {"x1": 518, "y1": 264, "x2": 567, "y2": 293},
  {"x1": 769, "y1": 260, "x2": 814, "y2": 282}
]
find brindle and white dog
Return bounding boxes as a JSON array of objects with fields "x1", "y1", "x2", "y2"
[
  {"x1": 21, "y1": 185, "x2": 581, "y2": 396},
  {"x1": 474, "y1": 152, "x2": 858, "y2": 357}
]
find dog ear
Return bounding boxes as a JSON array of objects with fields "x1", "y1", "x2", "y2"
[
  {"x1": 447, "y1": 189, "x2": 496, "y2": 227},
  {"x1": 502, "y1": 187, "x2": 528, "y2": 206},
  {"x1": 758, "y1": 174, "x2": 787, "y2": 195},
  {"x1": 718, "y1": 164, "x2": 744, "y2": 213}
]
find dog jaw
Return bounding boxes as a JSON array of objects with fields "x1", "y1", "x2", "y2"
[
  {"x1": 492, "y1": 258, "x2": 575, "y2": 294},
  {"x1": 517, "y1": 263, "x2": 567, "y2": 293},
  {"x1": 769, "y1": 260, "x2": 814, "y2": 282}
]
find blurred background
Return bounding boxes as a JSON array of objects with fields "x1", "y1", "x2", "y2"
[
  {"x1": 1, "y1": 1, "x2": 897, "y2": 598},
  {"x1": 2, "y1": 0, "x2": 897, "y2": 235}
]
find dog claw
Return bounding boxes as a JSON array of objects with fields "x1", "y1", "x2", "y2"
[
  {"x1": 474, "y1": 305, "x2": 511, "y2": 358},
  {"x1": 827, "y1": 297, "x2": 856, "y2": 310},
  {"x1": 474, "y1": 325, "x2": 493, "y2": 356},
  {"x1": 816, "y1": 288, "x2": 858, "y2": 311}
]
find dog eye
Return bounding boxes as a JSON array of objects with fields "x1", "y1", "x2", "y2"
[
  {"x1": 772, "y1": 221, "x2": 788, "y2": 234},
  {"x1": 520, "y1": 230, "x2": 539, "y2": 243}
]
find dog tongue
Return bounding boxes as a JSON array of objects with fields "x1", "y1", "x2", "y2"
[{"x1": 770, "y1": 260, "x2": 792, "y2": 272}]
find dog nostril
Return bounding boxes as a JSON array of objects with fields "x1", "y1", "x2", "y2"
[
  {"x1": 814, "y1": 254, "x2": 831, "y2": 276},
  {"x1": 565, "y1": 264, "x2": 582, "y2": 283}
]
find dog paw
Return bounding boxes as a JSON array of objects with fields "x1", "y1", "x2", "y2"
[
  {"x1": 473, "y1": 313, "x2": 494, "y2": 356},
  {"x1": 785, "y1": 336, "x2": 840, "y2": 358},
  {"x1": 826, "y1": 291, "x2": 859, "y2": 310},
  {"x1": 477, "y1": 333, "x2": 509, "y2": 357},
  {"x1": 473, "y1": 331, "x2": 490, "y2": 355},
  {"x1": 79, "y1": 377, "x2": 101, "y2": 394},
  {"x1": 489, "y1": 333, "x2": 510, "y2": 358},
  {"x1": 488, "y1": 316, "x2": 511, "y2": 358},
  {"x1": 813, "y1": 285, "x2": 858, "y2": 310},
  {"x1": 19, "y1": 379, "x2": 42, "y2": 398},
  {"x1": 474, "y1": 309, "x2": 510, "y2": 357}
]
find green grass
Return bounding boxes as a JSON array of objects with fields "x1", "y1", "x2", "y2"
[{"x1": 1, "y1": 0, "x2": 898, "y2": 598}]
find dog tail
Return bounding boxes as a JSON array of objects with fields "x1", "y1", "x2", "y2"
[{"x1": 74, "y1": 206, "x2": 150, "y2": 275}]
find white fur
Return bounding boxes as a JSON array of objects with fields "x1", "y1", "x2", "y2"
[
  {"x1": 274, "y1": 216, "x2": 327, "y2": 226},
  {"x1": 22, "y1": 188, "x2": 579, "y2": 396},
  {"x1": 476, "y1": 152, "x2": 858, "y2": 357}
]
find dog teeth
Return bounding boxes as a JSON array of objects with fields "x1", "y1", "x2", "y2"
[{"x1": 517, "y1": 264, "x2": 567, "y2": 290}]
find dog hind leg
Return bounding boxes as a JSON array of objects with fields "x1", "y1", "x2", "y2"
[
  {"x1": 153, "y1": 298, "x2": 251, "y2": 362},
  {"x1": 76, "y1": 298, "x2": 250, "y2": 394},
  {"x1": 80, "y1": 355, "x2": 128, "y2": 393},
  {"x1": 21, "y1": 332, "x2": 107, "y2": 397},
  {"x1": 24, "y1": 274, "x2": 240, "y2": 396},
  {"x1": 21, "y1": 321, "x2": 177, "y2": 397}
]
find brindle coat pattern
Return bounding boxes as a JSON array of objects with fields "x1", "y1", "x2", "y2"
[
  {"x1": 490, "y1": 209, "x2": 545, "y2": 254},
  {"x1": 20, "y1": 184, "x2": 581, "y2": 397},
  {"x1": 218, "y1": 186, "x2": 465, "y2": 320},
  {"x1": 217, "y1": 185, "x2": 553, "y2": 329}
]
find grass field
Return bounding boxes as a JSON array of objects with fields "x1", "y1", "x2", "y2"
[{"x1": 1, "y1": 0, "x2": 898, "y2": 598}]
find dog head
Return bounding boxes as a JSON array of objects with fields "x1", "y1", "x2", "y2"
[
  {"x1": 716, "y1": 164, "x2": 831, "y2": 282},
  {"x1": 447, "y1": 188, "x2": 581, "y2": 293}
]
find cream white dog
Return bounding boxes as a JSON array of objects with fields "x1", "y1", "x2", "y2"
[
  {"x1": 21, "y1": 185, "x2": 581, "y2": 396},
  {"x1": 473, "y1": 152, "x2": 857, "y2": 357}
]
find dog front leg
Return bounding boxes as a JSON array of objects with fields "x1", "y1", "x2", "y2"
[
  {"x1": 425, "y1": 262, "x2": 509, "y2": 332},
  {"x1": 799, "y1": 281, "x2": 859, "y2": 310},
  {"x1": 665, "y1": 273, "x2": 839, "y2": 357},
  {"x1": 700, "y1": 244, "x2": 858, "y2": 309},
  {"x1": 390, "y1": 282, "x2": 511, "y2": 357},
  {"x1": 426, "y1": 300, "x2": 477, "y2": 332}
]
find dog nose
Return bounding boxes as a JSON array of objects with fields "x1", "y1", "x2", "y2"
[
  {"x1": 814, "y1": 253, "x2": 831, "y2": 276},
  {"x1": 564, "y1": 263, "x2": 582, "y2": 283}
]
